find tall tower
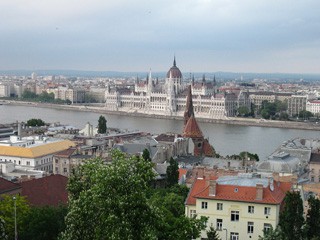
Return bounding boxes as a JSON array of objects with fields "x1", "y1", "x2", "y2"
[{"x1": 183, "y1": 85, "x2": 216, "y2": 157}]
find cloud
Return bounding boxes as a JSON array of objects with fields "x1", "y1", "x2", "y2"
[{"x1": 0, "y1": 0, "x2": 320, "y2": 73}]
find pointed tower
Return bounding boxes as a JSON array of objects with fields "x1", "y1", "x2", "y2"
[
  {"x1": 202, "y1": 74, "x2": 206, "y2": 85},
  {"x1": 183, "y1": 85, "x2": 216, "y2": 157},
  {"x1": 213, "y1": 75, "x2": 217, "y2": 97},
  {"x1": 184, "y1": 85, "x2": 194, "y2": 126},
  {"x1": 148, "y1": 68, "x2": 153, "y2": 92}
]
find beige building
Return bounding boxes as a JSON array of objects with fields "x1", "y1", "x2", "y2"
[
  {"x1": 287, "y1": 95, "x2": 307, "y2": 117},
  {"x1": 309, "y1": 152, "x2": 320, "y2": 183},
  {"x1": 306, "y1": 100, "x2": 320, "y2": 116},
  {"x1": 0, "y1": 136, "x2": 76, "y2": 173},
  {"x1": 185, "y1": 174, "x2": 291, "y2": 240}
]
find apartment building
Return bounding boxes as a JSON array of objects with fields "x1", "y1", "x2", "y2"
[{"x1": 185, "y1": 174, "x2": 291, "y2": 240}]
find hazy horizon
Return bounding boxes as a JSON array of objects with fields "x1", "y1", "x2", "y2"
[{"x1": 1, "y1": 0, "x2": 320, "y2": 74}]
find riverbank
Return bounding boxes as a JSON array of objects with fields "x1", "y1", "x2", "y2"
[{"x1": 2, "y1": 100, "x2": 320, "y2": 131}]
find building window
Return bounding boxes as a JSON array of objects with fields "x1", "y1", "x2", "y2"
[
  {"x1": 248, "y1": 206, "x2": 254, "y2": 214},
  {"x1": 311, "y1": 176, "x2": 315, "y2": 182},
  {"x1": 230, "y1": 232, "x2": 239, "y2": 240},
  {"x1": 201, "y1": 202, "x2": 208, "y2": 209},
  {"x1": 190, "y1": 210, "x2": 196, "y2": 218},
  {"x1": 63, "y1": 168, "x2": 67, "y2": 173},
  {"x1": 231, "y1": 211, "x2": 239, "y2": 221},
  {"x1": 26, "y1": 161, "x2": 30, "y2": 166},
  {"x1": 264, "y1": 207, "x2": 271, "y2": 215},
  {"x1": 217, "y1": 203, "x2": 223, "y2": 211},
  {"x1": 247, "y1": 222, "x2": 254, "y2": 233},
  {"x1": 55, "y1": 159, "x2": 58, "y2": 163},
  {"x1": 216, "y1": 219, "x2": 222, "y2": 230},
  {"x1": 264, "y1": 223, "x2": 272, "y2": 232}
]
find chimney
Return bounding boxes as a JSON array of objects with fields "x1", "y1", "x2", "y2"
[
  {"x1": 209, "y1": 180, "x2": 217, "y2": 196},
  {"x1": 18, "y1": 122, "x2": 22, "y2": 137},
  {"x1": 256, "y1": 184, "x2": 263, "y2": 200}
]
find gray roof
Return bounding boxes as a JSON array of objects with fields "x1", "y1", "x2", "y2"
[
  {"x1": 113, "y1": 143, "x2": 158, "y2": 159},
  {"x1": 217, "y1": 174, "x2": 269, "y2": 187}
]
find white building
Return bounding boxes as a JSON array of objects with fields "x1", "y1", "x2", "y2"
[
  {"x1": 105, "y1": 58, "x2": 246, "y2": 119},
  {"x1": 0, "y1": 136, "x2": 76, "y2": 172},
  {"x1": 185, "y1": 174, "x2": 292, "y2": 240},
  {"x1": 306, "y1": 100, "x2": 320, "y2": 116}
]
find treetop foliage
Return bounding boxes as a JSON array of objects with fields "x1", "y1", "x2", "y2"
[
  {"x1": 26, "y1": 118, "x2": 46, "y2": 127},
  {"x1": 97, "y1": 115, "x2": 107, "y2": 134}
]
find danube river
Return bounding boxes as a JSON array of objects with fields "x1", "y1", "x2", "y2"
[{"x1": 1, "y1": 104, "x2": 319, "y2": 160}]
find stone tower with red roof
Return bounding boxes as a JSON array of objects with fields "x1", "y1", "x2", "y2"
[{"x1": 183, "y1": 85, "x2": 215, "y2": 157}]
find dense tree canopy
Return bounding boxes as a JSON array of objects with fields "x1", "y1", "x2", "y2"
[
  {"x1": 19, "y1": 205, "x2": 67, "y2": 240},
  {"x1": 259, "y1": 100, "x2": 288, "y2": 120},
  {"x1": 26, "y1": 118, "x2": 46, "y2": 127},
  {"x1": 61, "y1": 151, "x2": 207, "y2": 240},
  {"x1": 149, "y1": 185, "x2": 207, "y2": 240},
  {"x1": 142, "y1": 148, "x2": 152, "y2": 162},
  {"x1": 206, "y1": 226, "x2": 221, "y2": 240},
  {"x1": 97, "y1": 115, "x2": 107, "y2": 134},
  {"x1": 279, "y1": 191, "x2": 304, "y2": 240},
  {"x1": 61, "y1": 151, "x2": 159, "y2": 240},
  {"x1": 0, "y1": 195, "x2": 30, "y2": 240},
  {"x1": 166, "y1": 157, "x2": 179, "y2": 187},
  {"x1": 305, "y1": 195, "x2": 320, "y2": 239}
]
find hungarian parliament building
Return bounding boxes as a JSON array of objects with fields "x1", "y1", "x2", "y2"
[{"x1": 104, "y1": 58, "x2": 251, "y2": 119}]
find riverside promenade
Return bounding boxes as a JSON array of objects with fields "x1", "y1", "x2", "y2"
[{"x1": 3, "y1": 100, "x2": 320, "y2": 131}]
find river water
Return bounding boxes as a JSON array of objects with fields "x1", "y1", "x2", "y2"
[{"x1": 1, "y1": 104, "x2": 319, "y2": 160}]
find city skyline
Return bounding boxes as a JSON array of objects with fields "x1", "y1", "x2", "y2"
[{"x1": 1, "y1": 0, "x2": 320, "y2": 74}]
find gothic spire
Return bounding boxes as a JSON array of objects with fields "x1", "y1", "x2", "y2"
[
  {"x1": 184, "y1": 85, "x2": 194, "y2": 126},
  {"x1": 173, "y1": 56, "x2": 176, "y2": 67}
]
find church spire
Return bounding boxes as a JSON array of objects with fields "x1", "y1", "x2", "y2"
[
  {"x1": 184, "y1": 85, "x2": 194, "y2": 126},
  {"x1": 173, "y1": 56, "x2": 176, "y2": 67}
]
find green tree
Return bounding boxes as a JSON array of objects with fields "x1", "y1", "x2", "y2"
[
  {"x1": 97, "y1": 115, "x2": 107, "y2": 134},
  {"x1": 305, "y1": 195, "x2": 320, "y2": 239},
  {"x1": 166, "y1": 157, "x2": 179, "y2": 187},
  {"x1": 0, "y1": 217, "x2": 8, "y2": 240},
  {"x1": 298, "y1": 110, "x2": 313, "y2": 120},
  {"x1": 258, "y1": 226, "x2": 284, "y2": 240},
  {"x1": 61, "y1": 151, "x2": 159, "y2": 240},
  {"x1": 26, "y1": 118, "x2": 45, "y2": 127},
  {"x1": 19, "y1": 205, "x2": 67, "y2": 240},
  {"x1": 22, "y1": 90, "x2": 37, "y2": 99},
  {"x1": 206, "y1": 226, "x2": 221, "y2": 240},
  {"x1": 149, "y1": 185, "x2": 207, "y2": 240},
  {"x1": 279, "y1": 191, "x2": 304, "y2": 240},
  {"x1": 142, "y1": 148, "x2": 152, "y2": 162},
  {"x1": 0, "y1": 195, "x2": 30, "y2": 240},
  {"x1": 237, "y1": 106, "x2": 250, "y2": 117}
]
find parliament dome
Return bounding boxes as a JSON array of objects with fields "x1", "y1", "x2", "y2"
[{"x1": 166, "y1": 57, "x2": 182, "y2": 79}]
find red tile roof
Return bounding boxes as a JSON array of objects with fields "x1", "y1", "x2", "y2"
[
  {"x1": 183, "y1": 115, "x2": 203, "y2": 138},
  {"x1": 186, "y1": 178, "x2": 291, "y2": 205},
  {"x1": 0, "y1": 177, "x2": 21, "y2": 194},
  {"x1": 55, "y1": 147, "x2": 77, "y2": 157},
  {"x1": 178, "y1": 168, "x2": 188, "y2": 180},
  {"x1": 21, "y1": 174, "x2": 68, "y2": 206}
]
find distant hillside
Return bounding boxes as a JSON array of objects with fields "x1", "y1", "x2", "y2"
[{"x1": 0, "y1": 69, "x2": 319, "y2": 81}]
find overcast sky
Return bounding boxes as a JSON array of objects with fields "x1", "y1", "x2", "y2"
[{"x1": 1, "y1": 0, "x2": 320, "y2": 73}]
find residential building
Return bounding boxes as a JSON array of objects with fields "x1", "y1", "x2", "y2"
[
  {"x1": 287, "y1": 95, "x2": 307, "y2": 117},
  {"x1": 53, "y1": 147, "x2": 92, "y2": 177},
  {"x1": 21, "y1": 174, "x2": 68, "y2": 206},
  {"x1": 0, "y1": 177, "x2": 21, "y2": 198},
  {"x1": 185, "y1": 174, "x2": 291, "y2": 240},
  {"x1": 309, "y1": 152, "x2": 320, "y2": 183},
  {"x1": 0, "y1": 135, "x2": 76, "y2": 172},
  {"x1": 306, "y1": 100, "x2": 320, "y2": 116}
]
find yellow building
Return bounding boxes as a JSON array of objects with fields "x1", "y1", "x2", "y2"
[
  {"x1": 0, "y1": 137, "x2": 76, "y2": 172},
  {"x1": 185, "y1": 174, "x2": 291, "y2": 240}
]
